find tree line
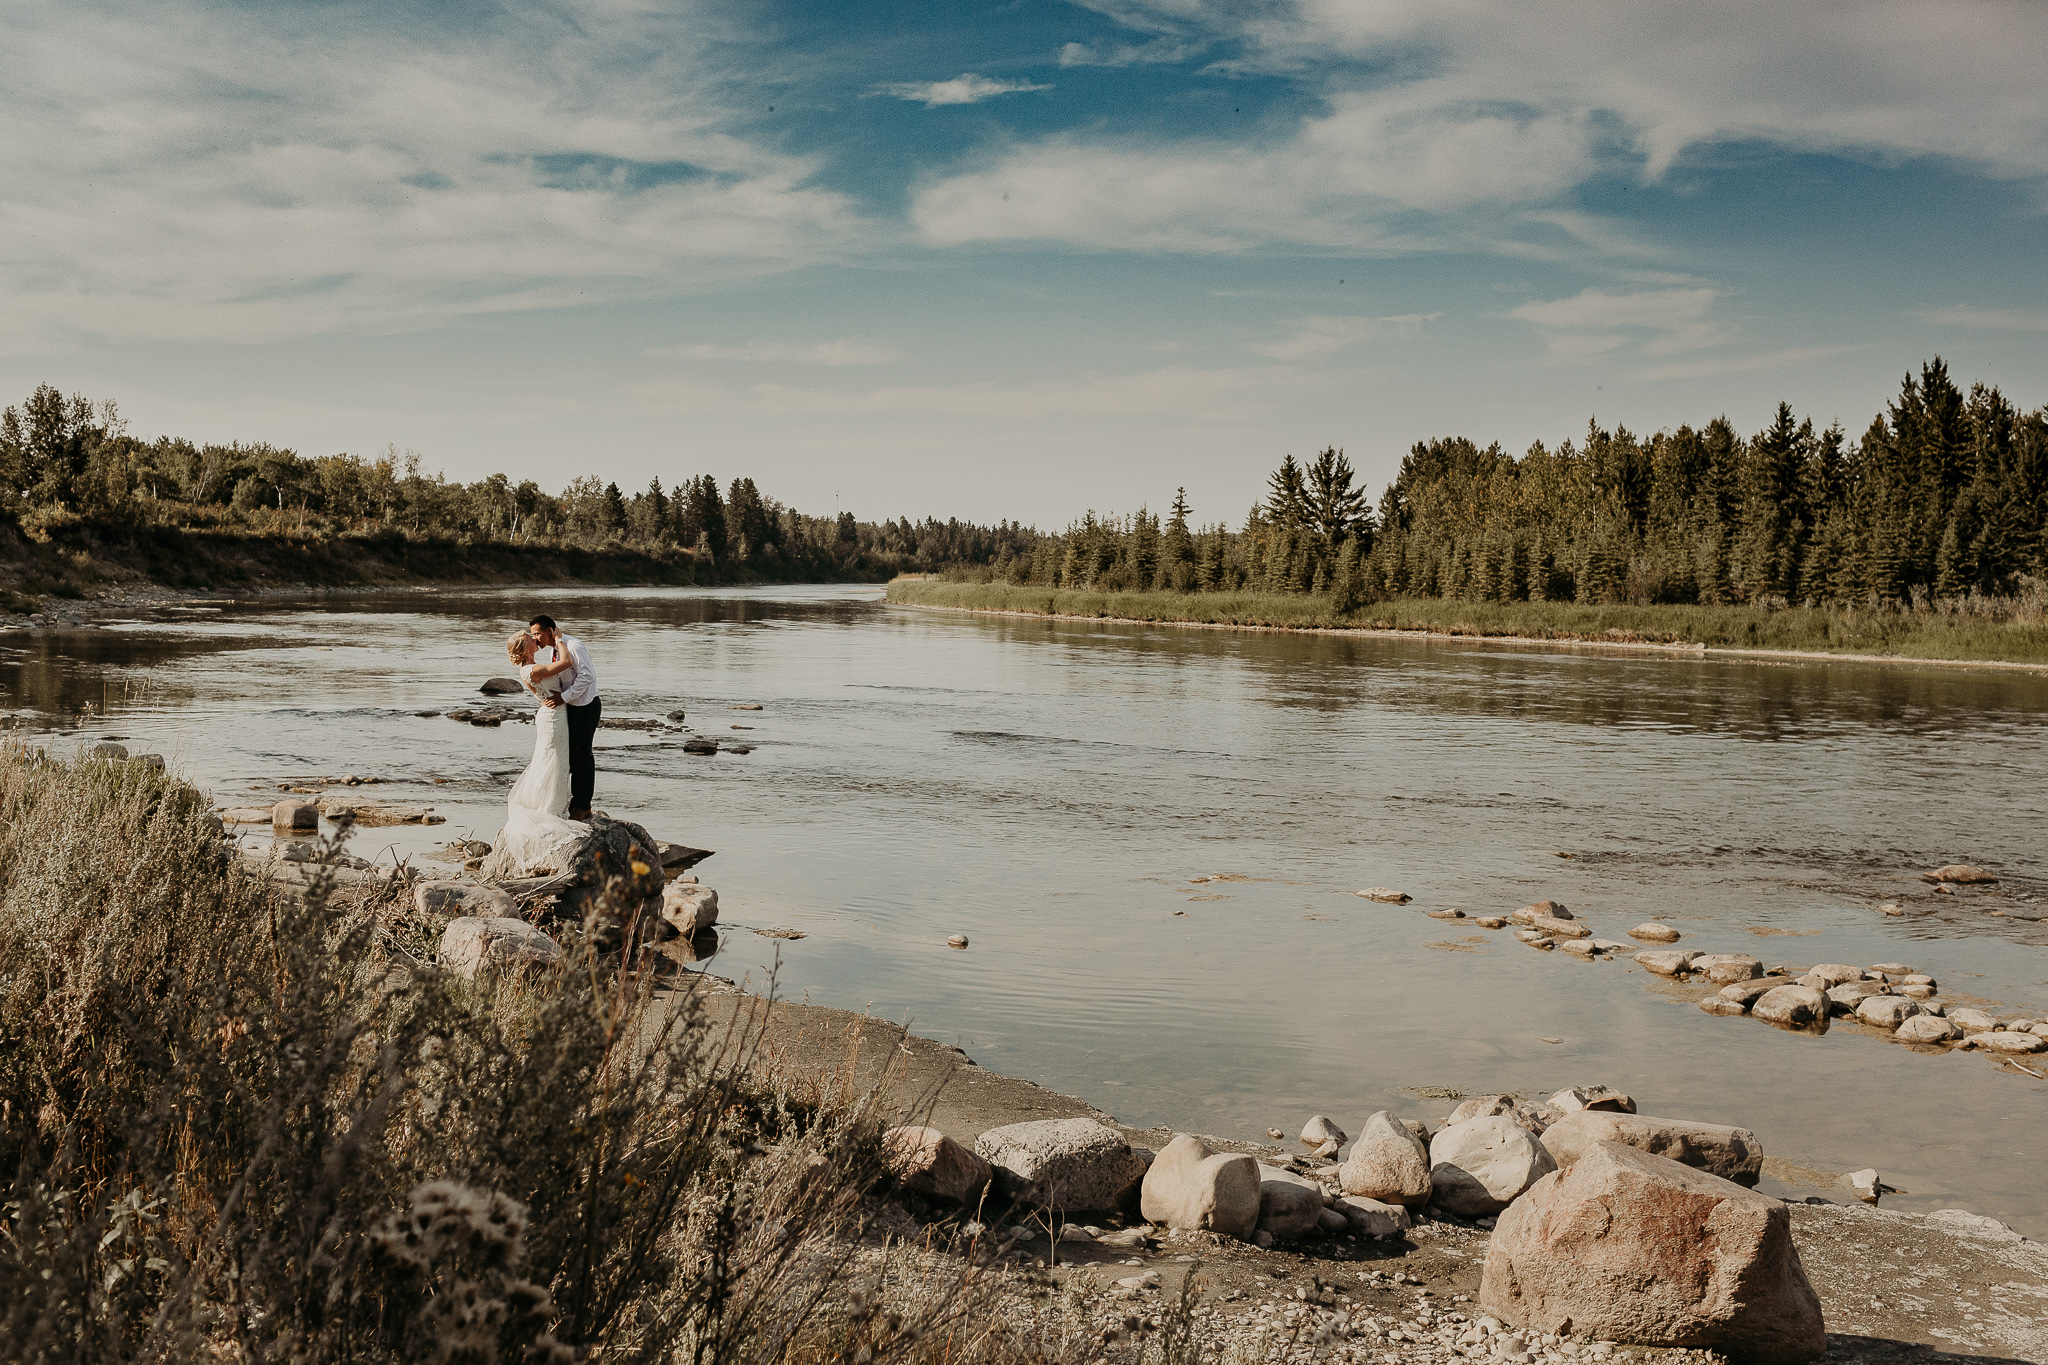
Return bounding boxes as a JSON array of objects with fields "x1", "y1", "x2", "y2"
[
  {"x1": 969, "y1": 359, "x2": 2047, "y2": 610},
  {"x1": 0, "y1": 384, "x2": 1034, "y2": 581}
]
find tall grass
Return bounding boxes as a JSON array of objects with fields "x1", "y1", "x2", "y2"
[
  {"x1": 886, "y1": 579, "x2": 2048, "y2": 665},
  {"x1": 0, "y1": 747, "x2": 1188, "y2": 1363}
]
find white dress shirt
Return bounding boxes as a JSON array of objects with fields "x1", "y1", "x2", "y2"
[{"x1": 555, "y1": 633, "x2": 600, "y2": 706}]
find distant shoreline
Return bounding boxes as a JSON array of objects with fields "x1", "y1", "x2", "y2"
[{"x1": 886, "y1": 582, "x2": 2048, "y2": 674}]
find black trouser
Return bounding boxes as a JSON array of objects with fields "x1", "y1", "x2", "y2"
[{"x1": 567, "y1": 695, "x2": 601, "y2": 813}]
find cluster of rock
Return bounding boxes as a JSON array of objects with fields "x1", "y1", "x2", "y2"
[
  {"x1": 1433, "y1": 899, "x2": 1679, "y2": 961},
  {"x1": 882, "y1": 1088, "x2": 1822, "y2": 1359},
  {"x1": 1643, "y1": 951, "x2": 2048, "y2": 1055},
  {"x1": 220, "y1": 795, "x2": 445, "y2": 829},
  {"x1": 431, "y1": 817, "x2": 717, "y2": 980}
]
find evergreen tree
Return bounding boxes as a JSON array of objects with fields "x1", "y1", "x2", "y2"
[{"x1": 1265, "y1": 455, "x2": 1307, "y2": 527}]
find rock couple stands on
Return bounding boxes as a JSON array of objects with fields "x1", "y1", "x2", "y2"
[{"x1": 883, "y1": 1088, "x2": 1820, "y2": 1361}]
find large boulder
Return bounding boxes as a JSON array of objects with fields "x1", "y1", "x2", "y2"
[
  {"x1": 1696, "y1": 954, "x2": 1764, "y2": 984},
  {"x1": 1541, "y1": 1111, "x2": 1763, "y2": 1187},
  {"x1": 1720, "y1": 977, "x2": 1790, "y2": 1007},
  {"x1": 884, "y1": 1126, "x2": 991, "y2": 1204},
  {"x1": 1752, "y1": 985, "x2": 1828, "y2": 1027},
  {"x1": 1139, "y1": 1135, "x2": 1259, "y2": 1240},
  {"x1": 1805, "y1": 964, "x2": 1865, "y2": 988},
  {"x1": 1339, "y1": 1110, "x2": 1432, "y2": 1206},
  {"x1": 1256, "y1": 1165, "x2": 1326, "y2": 1241},
  {"x1": 479, "y1": 677, "x2": 525, "y2": 694},
  {"x1": 440, "y1": 916, "x2": 564, "y2": 980},
  {"x1": 1428, "y1": 1116, "x2": 1556, "y2": 1217},
  {"x1": 973, "y1": 1118, "x2": 1147, "y2": 1211},
  {"x1": 273, "y1": 799, "x2": 318, "y2": 832},
  {"x1": 553, "y1": 815, "x2": 666, "y2": 922},
  {"x1": 1480, "y1": 1142, "x2": 1824, "y2": 1363}
]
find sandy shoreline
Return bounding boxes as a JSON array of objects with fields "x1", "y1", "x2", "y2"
[{"x1": 891, "y1": 600, "x2": 2048, "y2": 675}]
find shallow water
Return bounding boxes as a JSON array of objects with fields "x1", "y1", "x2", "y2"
[{"x1": 5, "y1": 585, "x2": 2046, "y2": 1233}]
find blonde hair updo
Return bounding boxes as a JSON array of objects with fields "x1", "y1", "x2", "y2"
[{"x1": 505, "y1": 632, "x2": 532, "y2": 666}]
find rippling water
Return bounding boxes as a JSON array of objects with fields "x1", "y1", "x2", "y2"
[{"x1": 5, "y1": 585, "x2": 2046, "y2": 1233}]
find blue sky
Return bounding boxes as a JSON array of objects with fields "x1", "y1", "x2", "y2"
[{"x1": 5, "y1": 0, "x2": 2047, "y2": 526}]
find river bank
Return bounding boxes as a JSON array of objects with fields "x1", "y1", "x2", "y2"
[{"x1": 885, "y1": 580, "x2": 2048, "y2": 670}]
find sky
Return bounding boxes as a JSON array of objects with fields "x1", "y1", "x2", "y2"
[{"x1": 5, "y1": 0, "x2": 2048, "y2": 527}]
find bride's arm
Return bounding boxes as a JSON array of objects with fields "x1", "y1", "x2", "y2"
[{"x1": 530, "y1": 655, "x2": 575, "y2": 681}]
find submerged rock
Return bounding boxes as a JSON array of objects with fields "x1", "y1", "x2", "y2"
[{"x1": 1923, "y1": 864, "x2": 1997, "y2": 883}]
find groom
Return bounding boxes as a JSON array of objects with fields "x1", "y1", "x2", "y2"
[{"x1": 527, "y1": 614, "x2": 601, "y2": 820}]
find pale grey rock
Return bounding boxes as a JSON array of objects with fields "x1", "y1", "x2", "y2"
[
  {"x1": 137, "y1": 753, "x2": 165, "y2": 770},
  {"x1": 1256, "y1": 1164, "x2": 1326, "y2": 1241},
  {"x1": 1514, "y1": 928, "x2": 1556, "y2": 949},
  {"x1": 1447, "y1": 1094, "x2": 1517, "y2": 1126},
  {"x1": 1751, "y1": 985, "x2": 1828, "y2": 1026},
  {"x1": 1629, "y1": 922, "x2": 1682, "y2": 943},
  {"x1": 1843, "y1": 1168, "x2": 1881, "y2": 1203},
  {"x1": 1855, "y1": 996, "x2": 1924, "y2": 1029},
  {"x1": 884, "y1": 1126, "x2": 991, "y2": 1204},
  {"x1": 1301, "y1": 1115, "x2": 1347, "y2": 1147},
  {"x1": 1826, "y1": 981, "x2": 1891, "y2": 1014},
  {"x1": 1901, "y1": 973, "x2": 1935, "y2": 987},
  {"x1": 1560, "y1": 938, "x2": 1598, "y2": 956},
  {"x1": 1531, "y1": 915, "x2": 1591, "y2": 940},
  {"x1": 1636, "y1": 950, "x2": 1700, "y2": 976},
  {"x1": 1806, "y1": 964, "x2": 1865, "y2": 988},
  {"x1": 1340, "y1": 1110, "x2": 1433, "y2": 1206},
  {"x1": 660, "y1": 881, "x2": 721, "y2": 934},
  {"x1": 1947, "y1": 1008, "x2": 1997, "y2": 1032},
  {"x1": 272, "y1": 799, "x2": 318, "y2": 831},
  {"x1": 1139, "y1": 1135, "x2": 1259, "y2": 1240},
  {"x1": 1480, "y1": 1143, "x2": 1824, "y2": 1363},
  {"x1": 1900, "y1": 983, "x2": 1937, "y2": 999},
  {"x1": 1869, "y1": 962, "x2": 1911, "y2": 975},
  {"x1": 1696, "y1": 953, "x2": 1764, "y2": 983},
  {"x1": 91, "y1": 742, "x2": 128, "y2": 760},
  {"x1": 1894, "y1": 1015, "x2": 1961, "y2": 1044},
  {"x1": 415, "y1": 880, "x2": 517, "y2": 919},
  {"x1": 1335, "y1": 1195, "x2": 1412, "y2": 1238},
  {"x1": 1699, "y1": 997, "x2": 1749, "y2": 1015},
  {"x1": 440, "y1": 916, "x2": 564, "y2": 979},
  {"x1": 1965, "y1": 1031, "x2": 2048, "y2": 1055},
  {"x1": 974, "y1": 1118, "x2": 1147, "y2": 1211},
  {"x1": 1590, "y1": 938, "x2": 1633, "y2": 953},
  {"x1": 1720, "y1": 977, "x2": 1790, "y2": 1006},
  {"x1": 1542, "y1": 1111, "x2": 1763, "y2": 1186},
  {"x1": 1428, "y1": 1116, "x2": 1557, "y2": 1217},
  {"x1": 1513, "y1": 900, "x2": 1574, "y2": 923},
  {"x1": 1547, "y1": 1085, "x2": 1634, "y2": 1115},
  {"x1": 1923, "y1": 864, "x2": 1996, "y2": 884}
]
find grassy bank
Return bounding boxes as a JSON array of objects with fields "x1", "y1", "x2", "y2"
[{"x1": 886, "y1": 579, "x2": 2048, "y2": 665}]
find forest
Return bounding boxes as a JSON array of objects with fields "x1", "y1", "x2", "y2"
[
  {"x1": 5, "y1": 358, "x2": 2043, "y2": 610},
  {"x1": 0, "y1": 384, "x2": 1032, "y2": 585},
  {"x1": 968, "y1": 359, "x2": 2047, "y2": 612}
]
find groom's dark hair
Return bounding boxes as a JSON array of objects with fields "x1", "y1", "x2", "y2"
[{"x1": 528, "y1": 614, "x2": 557, "y2": 631}]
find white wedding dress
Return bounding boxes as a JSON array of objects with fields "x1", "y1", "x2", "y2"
[{"x1": 481, "y1": 652, "x2": 588, "y2": 878}]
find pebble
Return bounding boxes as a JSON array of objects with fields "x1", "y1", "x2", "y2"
[{"x1": 947, "y1": 934, "x2": 969, "y2": 949}]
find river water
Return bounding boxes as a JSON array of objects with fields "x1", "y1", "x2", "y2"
[{"x1": 5, "y1": 585, "x2": 2045, "y2": 1233}]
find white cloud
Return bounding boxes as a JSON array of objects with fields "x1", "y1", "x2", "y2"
[
  {"x1": 1510, "y1": 287, "x2": 1729, "y2": 362},
  {"x1": 1250, "y1": 313, "x2": 1436, "y2": 360},
  {"x1": 872, "y1": 75, "x2": 1053, "y2": 107},
  {"x1": 1057, "y1": 37, "x2": 1201, "y2": 68},
  {"x1": 913, "y1": 1, "x2": 2048, "y2": 255},
  {"x1": 649, "y1": 338, "x2": 902, "y2": 366},
  {"x1": 0, "y1": 1, "x2": 868, "y2": 347},
  {"x1": 1919, "y1": 304, "x2": 2048, "y2": 332}
]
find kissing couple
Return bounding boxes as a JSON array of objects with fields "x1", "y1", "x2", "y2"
[{"x1": 483, "y1": 614, "x2": 603, "y2": 878}]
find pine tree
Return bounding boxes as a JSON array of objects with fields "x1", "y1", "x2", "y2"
[{"x1": 1266, "y1": 455, "x2": 1308, "y2": 528}]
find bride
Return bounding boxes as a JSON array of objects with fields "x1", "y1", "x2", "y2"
[{"x1": 480, "y1": 632, "x2": 588, "y2": 878}]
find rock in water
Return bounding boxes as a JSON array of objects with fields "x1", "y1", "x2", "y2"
[
  {"x1": 1945, "y1": 1007, "x2": 1997, "y2": 1032},
  {"x1": 1541, "y1": 1111, "x2": 1763, "y2": 1187},
  {"x1": 1805, "y1": 963, "x2": 1864, "y2": 988},
  {"x1": 1479, "y1": 1141, "x2": 1825, "y2": 1363},
  {"x1": 1636, "y1": 950, "x2": 1700, "y2": 976},
  {"x1": 1513, "y1": 900, "x2": 1573, "y2": 923},
  {"x1": 1300, "y1": 1115, "x2": 1347, "y2": 1147},
  {"x1": 1140, "y1": 1135, "x2": 1259, "y2": 1240},
  {"x1": 1968, "y1": 1031, "x2": 2048, "y2": 1054},
  {"x1": 1699, "y1": 997, "x2": 1749, "y2": 1016},
  {"x1": 1357, "y1": 887, "x2": 1411, "y2": 903},
  {"x1": 1340, "y1": 1110, "x2": 1433, "y2": 1206},
  {"x1": 479, "y1": 677, "x2": 524, "y2": 694},
  {"x1": 1894, "y1": 1015, "x2": 1961, "y2": 1044},
  {"x1": 1720, "y1": 978, "x2": 1789, "y2": 1007},
  {"x1": 1547, "y1": 1085, "x2": 1635, "y2": 1115},
  {"x1": 1922, "y1": 864, "x2": 1996, "y2": 883},
  {"x1": 884, "y1": 1126, "x2": 991, "y2": 1204},
  {"x1": 272, "y1": 799, "x2": 318, "y2": 832},
  {"x1": 91, "y1": 742, "x2": 129, "y2": 760},
  {"x1": 1854, "y1": 995, "x2": 1923, "y2": 1029},
  {"x1": 1630, "y1": 922, "x2": 1681, "y2": 942},
  {"x1": 1255, "y1": 1165, "x2": 1326, "y2": 1241},
  {"x1": 1696, "y1": 953, "x2": 1764, "y2": 983},
  {"x1": 1427, "y1": 1116, "x2": 1556, "y2": 1217},
  {"x1": 1531, "y1": 915, "x2": 1592, "y2": 940},
  {"x1": 1751, "y1": 985, "x2": 1828, "y2": 1027},
  {"x1": 660, "y1": 882, "x2": 720, "y2": 934},
  {"x1": 973, "y1": 1118, "x2": 1147, "y2": 1211},
  {"x1": 554, "y1": 815, "x2": 666, "y2": 923},
  {"x1": 440, "y1": 917, "x2": 564, "y2": 980},
  {"x1": 1842, "y1": 1167, "x2": 1881, "y2": 1204}
]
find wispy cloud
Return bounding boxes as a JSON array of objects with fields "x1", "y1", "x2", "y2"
[
  {"x1": 1636, "y1": 344, "x2": 1868, "y2": 382},
  {"x1": 1510, "y1": 287, "x2": 1729, "y2": 362},
  {"x1": 1919, "y1": 304, "x2": 2048, "y2": 332},
  {"x1": 872, "y1": 74, "x2": 1052, "y2": 107},
  {"x1": 1250, "y1": 313, "x2": 1437, "y2": 360},
  {"x1": 649, "y1": 337, "x2": 901, "y2": 366},
  {"x1": 1057, "y1": 37, "x2": 1200, "y2": 68}
]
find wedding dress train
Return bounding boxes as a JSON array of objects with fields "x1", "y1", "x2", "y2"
[{"x1": 481, "y1": 655, "x2": 588, "y2": 878}]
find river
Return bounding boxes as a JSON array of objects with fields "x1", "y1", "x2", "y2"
[{"x1": 4, "y1": 584, "x2": 2044, "y2": 1234}]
